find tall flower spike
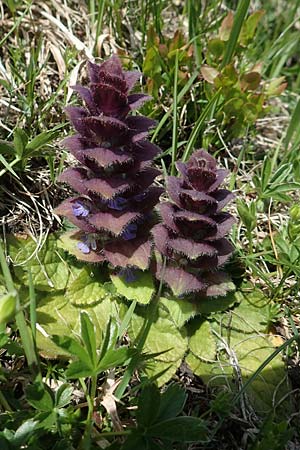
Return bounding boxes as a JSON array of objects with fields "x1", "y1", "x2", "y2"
[
  {"x1": 55, "y1": 55, "x2": 163, "y2": 270},
  {"x1": 152, "y1": 149, "x2": 235, "y2": 297}
]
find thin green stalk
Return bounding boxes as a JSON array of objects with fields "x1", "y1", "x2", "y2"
[
  {"x1": 81, "y1": 375, "x2": 97, "y2": 449},
  {"x1": 181, "y1": 88, "x2": 221, "y2": 162},
  {"x1": 28, "y1": 269, "x2": 36, "y2": 342},
  {"x1": 115, "y1": 260, "x2": 166, "y2": 400},
  {"x1": 118, "y1": 300, "x2": 137, "y2": 339},
  {"x1": 0, "y1": 240, "x2": 38, "y2": 373},
  {"x1": 151, "y1": 71, "x2": 198, "y2": 142},
  {"x1": 0, "y1": 2, "x2": 32, "y2": 47},
  {"x1": 95, "y1": 0, "x2": 106, "y2": 48},
  {"x1": 221, "y1": 0, "x2": 250, "y2": 68},
  {"x1": 171, "y1": 50, "x2": 179, "y2": 175},
  {"x1": 96, "y1": 430, "x2": 131, "y2": 437}
]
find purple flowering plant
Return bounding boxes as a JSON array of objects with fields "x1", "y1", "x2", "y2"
[
  {"x1": 152, "y1": 150, "x2": 235, "y2": 298},
  {"x1": 54, "y1": 56, "x2": 163, "y2": 273}
]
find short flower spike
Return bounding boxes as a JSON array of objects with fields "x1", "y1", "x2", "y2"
[
  {"x1": 55, "y1": 56, "x2": 162, "y2": 269},
  {"x1": 152, "y1": 150, "x2": 235, "y2": 297}
]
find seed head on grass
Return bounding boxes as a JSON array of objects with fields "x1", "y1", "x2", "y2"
[{"x1": 55, "y1": 56, "x2": 163, "y2": 271}]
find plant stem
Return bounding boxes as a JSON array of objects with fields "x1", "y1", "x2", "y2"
[
  {"x1": 115, "y1": 261, "x2": 165, "y2": 400},
  {"x1": 0, "y1": 240, "x2": 39, "y2": 374},
  {"x1": 81, "y1": 375, "x2": 97, "y2": 449},
  {"x1": 171, "y1": 49, "x2": 179, "y2": 176}
]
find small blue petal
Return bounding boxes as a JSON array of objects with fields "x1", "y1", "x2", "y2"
[
  {"x1": 133, "y1": 192, "x2": 147, "y2": 202},
  {"x1": 77, "y1": 241, "x2": 90, "y2": 254},
  {"x1": 72, "y1": 201, "x2": 89, "y2": 217},
  {"x1": 122, "y1": 223, "x2": 137, "y2": 240},
  {"x1": 119, "y1": 268, "x2": 137, "y2": 283},
  {"x1": 107, "y1": 197, "x2": 128, "y2": 211}
]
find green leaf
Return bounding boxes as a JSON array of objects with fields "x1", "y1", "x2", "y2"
[
  {"x1": 136, "y1": 384, "x2": 161, "y2": 427},
  {"x1": 55, "y1": 383, "x2": 73, "y2": 408},
  {"x1": 195, "y1": 290, "x2": 238, "y2": 314},
  {"x1": 80, "y1": 311, "x2": 97, "y2": 366},
  {"x1": 157, "y1": 383, "x2": 186, "y2": 421},
  {"x1": 51, "y1": 335, "x2": 91, "y2": 366},
  {"x1": 159, "y1": 297, "x2": 196, "y2": 328},
  {"x1": 186, "y1": 291, "x2": 291, "y2": 415},
  {"x1": 13, "y1": 128, "x2": 28, "y2": 158},
  {"x1": 25, "y1": 382, "x2": 54, "y2": 412},
  {"x1": 13, "y1": 419, "x2": 39, "y2": 447},
  {"x1": 110, "y1": 271, "x2": 155, "y2": 304},
  {"x1": 99, "y1": 317, "x2": 119, "y2": 360},
  {"x1": 36, "y1": 293, "x2": 118, "y2": 358},
  {"x1": 98, "y1": 347, "x2": 133, "y2": 372},
  {"x1": 8, "y1": 234, "x2": 70, "y2": 291},
  {"x1": 25, "y1": 128, "x2": 60, "y2": 154},
  {"x1": 129, "y1": 303, "x2": 188, "y2": 385},
  {"x1": 65, "y1": 360, "x2": 94, "y2": 379},
  {"x1": 67, "y1": 266, "x2": 109, "y2": 306},
  {"x1": 0, "y1": 291, "x2": 16, "y2": 324},
  {"x1": 188, "y1": 319, "x2": 216, "y2": 361},
  {"x1": 147, "y1": 417, "x2": 208, "y2": 442}
]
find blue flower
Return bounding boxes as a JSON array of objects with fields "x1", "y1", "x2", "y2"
[
  {"x1": 118, "y1": 268, "x2": 137, "y2": 283},
  {"x1": 121, "y1": 223, "x2": 137, "y2": 240},
  {"x1": 72, "y1": 201, "x2": 89, "y2": 217},
  {"x1": 77, "y1": 234, "x2": 97, "y2": 254},
  {"x1": 107, "y1": 197, "x2": 128, "y2": 211}
]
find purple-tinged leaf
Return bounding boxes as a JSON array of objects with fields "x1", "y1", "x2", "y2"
[
  {"x1": 71, "y1": 85, "x2": 97, "y2": 114},
  {"x1": 212, "y1": 189, "x2": 235, "y2": 211},
  {"x1": 158, "y1": 203, "x2": 179, "y2": 233},
  {"x1": 151, "y1": 224, "x2": 169, "y2": 255},
  {"x1": 203, "y1": 272, "x2": 235, "y2": 297},
  {"x1": 126, "y1": 115, "x2": 156, "y2": 133},
  {"x1": 173, "y1": 211, "x2": 217, "y2": 239},
  {"x1": 84, "y1": 116, "x2": 129, "y2": 142},
  {"x1": 128, "y1": 93, "x2": 152, "y2": 110},
  {"x1": 62, "y1": 135, "x2": 86, "y2": 163},
  {"x1": 98, "y1": 55, "x2": 123, "y2": 78},
  {"x1": 133, "y1": 140, "x2": 162, "y2": 160},
  {"x1": 88, "y1": 210, "x2": 142, "y2": 236},
  {"x1": 208, "y1": 169, "x2": 229, "y2": 193},
  {"x1": 167, "y1": 238, "x2": 217, "y2": 260},
  {"x1": 156, "y1": 266, "x2": 206, "y2": 297},
  {"x1": 124, "y1": 70, "x2": 141, "y2": 91},
  {"x1": 187, "y1": 167, "x2": 216, "y2": 192},
  {"x1": 84, "y1": 176, "x2": 134, "y2": 200},
  {"x1": 90, "y1": 83, "x2": 127, "y2": 116},
  {"x1": 104, "y1": 238, "x2": 152, "y2": 270},
  {"x1": 211, "y1": 213, "x2": 236, "y2": 239},
  {"x1": 81, "y1": 147, "x2": 134, "y2": 170},
  {"x1": 188, "y1": 149, "x2": 216, "y2": 170},
  {"x1": 65, "y1": 107, "x2": 91, "y2": 137},
  {"x1": 58, "y1": 168, "x2": 89, "y2": 195},
  {"x1": 210, "y1": 238, "x2": 234, "y2": 266}
]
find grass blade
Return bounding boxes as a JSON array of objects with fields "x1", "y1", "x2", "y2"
[
  {"x1": 221, "y1": 0, "x2": 251, "y2": 68},
  {"x1": 171, "y1": 50, "x2": 179, "y2": 175}
]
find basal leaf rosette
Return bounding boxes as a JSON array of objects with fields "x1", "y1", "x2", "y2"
[
  {"x1": 54, "y1": 56, "x2": 162, "y2": 271},
  {"x1": 152, "y1": 150, "x2": 235, "y2": 297}
]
